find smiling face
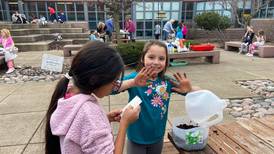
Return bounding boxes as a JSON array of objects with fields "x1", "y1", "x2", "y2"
[{"x1": 143, "y1": 45, "x2": 167, "y2": 76}]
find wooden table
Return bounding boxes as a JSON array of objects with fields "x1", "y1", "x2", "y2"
[{"x1": 167, "y1": 115, "x2": 274, "y2": 154}]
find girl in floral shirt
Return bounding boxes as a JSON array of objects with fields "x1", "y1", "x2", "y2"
[{"x1": 117, "y1": 40, "x2": 197, "y2": 154}]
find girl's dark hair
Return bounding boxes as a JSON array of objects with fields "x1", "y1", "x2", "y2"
[
  {"x1": 136, "y1": 40, "x2": 168, "y2": 79},
  {"x1": 45, "y1": 41, "x2": 124, "y2": 154}
]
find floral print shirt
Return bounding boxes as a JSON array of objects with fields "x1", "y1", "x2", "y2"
[{"x1": 124, "y1": 72, "x2": 173, "y2": 144}]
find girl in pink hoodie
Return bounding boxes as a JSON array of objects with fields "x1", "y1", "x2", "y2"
[
  {"x1": 0, "y1": 29, "x2": 17, "y2": 74},
  {"x1": 45, "y1": 41, "x2": 141, "y2": 154}
]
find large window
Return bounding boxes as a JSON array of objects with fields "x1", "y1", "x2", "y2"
[
  {"x1": 75, "y1": 2, "x2": 84, "y2": 21},
  {"x1": 267, "y1": 8, "x2": 274, "y2": 18},
  {"x1": 195, "y1": 1, "x2": 233, "y2": 18},
  {"x1": 134, "y1": 1, "x2": 182, "y2": 39},
  {"x1": 183, "y1": 2, "x2": 193, "y2": 21}
]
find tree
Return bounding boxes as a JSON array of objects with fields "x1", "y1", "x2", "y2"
[
  {"x1": 195, "y1": 12, "x2": 231, "y2": 44},
  {"x1": 104, "y1": 0, "x2": 133, "y2": 43},
  {"x1": 217, "y1": 0, "x2": 272, "y2": 27}
]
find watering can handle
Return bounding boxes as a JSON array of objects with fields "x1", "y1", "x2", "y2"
[
  {"x1": 202, "y1": 112, "x2": 223, "y2": 127},
  {"x1": 202, "y1": 100, "x2": 227, "y2": 127}
]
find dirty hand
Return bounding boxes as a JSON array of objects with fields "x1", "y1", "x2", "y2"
[
  {"x1": 134, "y1": 66, "x2": 156, "y2": 87},
  {"x1": 170, "y1": 72, "x2": 192, "y2": 93}
]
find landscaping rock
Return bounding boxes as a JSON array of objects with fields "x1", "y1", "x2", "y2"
[
  {"x1": 0, "y1": 65, "x2": 70, "y2": 84},
  {"x1": 226, "y1": 79, "x2": 274, "y2": 119}
]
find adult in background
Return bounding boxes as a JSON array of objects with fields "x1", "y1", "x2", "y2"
[
  {"x1": 97, "y1": 22, "x2": 107, "y2": 42},
  {"x1": 163, "y1": 19, "x2": 175, "y2": 40},
  {"x1": 48, "y1": 6, "x2": 57, "y2": 22},
  {"x1": 125, "y1": 15, "x2": 136, "y2": 42},
  {"x1": 105, "y1": 15, "x2": 114, "y2": 42},
  {"x1": 239, "y1": 26, "x2": 254, "y2": 54}
]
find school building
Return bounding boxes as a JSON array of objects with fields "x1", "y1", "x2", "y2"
[{"x1": 0, "y1": 0, "x2": 273, "y2": 39}]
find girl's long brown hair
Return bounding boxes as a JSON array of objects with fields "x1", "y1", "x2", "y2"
[{"x1": 136, "y1": 40, "x2": 168, "y2": 79}]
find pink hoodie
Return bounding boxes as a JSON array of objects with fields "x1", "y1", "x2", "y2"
[
  {"x1": 50, "y1": 94, "x2": 114, "y2": 154},
  {"x1": 0, "y1": 36, "x2": 14, "y2": 49}
]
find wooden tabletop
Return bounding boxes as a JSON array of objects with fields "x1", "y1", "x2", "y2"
[{"x1": 167, "y1": 115, "x2": 274, "y2": 154}]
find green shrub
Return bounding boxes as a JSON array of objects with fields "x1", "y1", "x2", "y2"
[
  {"x1": 194, "y1": 12, "x2": 230, "y2": 31},
  {"x1": 183, "y1": 40, "x2": 200, "y2": 46},
  {"x1": 115, "y1": 41, "x2": 145, "y2": 66}
]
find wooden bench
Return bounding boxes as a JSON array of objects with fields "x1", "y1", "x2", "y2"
[
  {"x1": 254, "y1": 45, "x2": 274, "y2": 58},
  {"x1": 167, "y1": 115, "x2": 274, "y2": 153},
  {"x1": 225, "y1": 41, "x2": 274, "y2": 58},
  {"x1": 168, "y1": 50, "x2": 220, "y2": 64},
  {"x1": 225, "y1": 41, "x2": 242, "y2": 51},
  {"x1": 63, "y1": 44, "x2": 83, "y2": 57}
]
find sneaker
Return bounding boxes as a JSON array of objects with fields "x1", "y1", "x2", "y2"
[
  {"x1": 6, "y1": 68, "x2": 15, "y2": 74},
  {"x1": 246, "y1": 53, "x2": 250, "y2": 56},
  {"x1": 247, "y1": 54, "x2": 253, "y2": 57}
]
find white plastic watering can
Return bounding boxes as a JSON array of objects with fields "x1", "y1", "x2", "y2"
[{"x1": 185, "y1": 90, "x2": 227, "y2": 127}]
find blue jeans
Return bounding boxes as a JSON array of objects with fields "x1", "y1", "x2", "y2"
[{"x1": 163, "y1": 30, "x2": 169, "y2": 40}]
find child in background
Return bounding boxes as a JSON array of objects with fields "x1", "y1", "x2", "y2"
[
  {"x1": 176, "y1": 22, "x2": 183, "y2": 39},
  {"x1": 182, "y1": 22, "x2": 188, "y2": 39},
  {"x1": 89, "y1": 30, "x2": 98, "y2": 41},
  {"x1": 154, "y1": 22, "x2": 161, "y2": 40},
  {"x1": 0, "y1": 29, "x2": 17, "y2": 74},
  {"x1": 239, "y1": 26, "x2": 254, "y2": 54},
  {"x1": 246, "y1": 30, "x2": 265, "y2": 57},
  {"x1": 45, "y1": 41, "x2": 140, "y2": 154},
  {"x1": 116, "y1": 40, "x2": 198, "y2": 154}
]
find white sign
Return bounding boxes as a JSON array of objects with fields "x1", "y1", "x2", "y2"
[{"x1": 41, "y1": 54, "x2": 64, "y2": 72}]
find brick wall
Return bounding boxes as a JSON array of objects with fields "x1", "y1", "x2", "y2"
[
  {"x1": 187, "y1": 28, "x2": 245, "y2": 42},
  {"x1": 251, "y1": 19, "x2": 274, "y2": 42}
]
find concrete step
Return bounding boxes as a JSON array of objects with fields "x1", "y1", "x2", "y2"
[
  {"x1": 0, "y1": 22, "x2": 88, "y2": 30},
  {"x1": 16, "y1": 40, "x2": 54, "y2": 52},
  {"x1": 16, "y1": 39, "x2": 77, "y2": 52},
  {"x1": 72, "y1": 38, "x2": 89, "y2": 44},
  {"x1": 13, "y1": 34, "x2": 45, "y2": 43},
  {"x1": 41, "y1": 23, "x2": 72, "y2": 28},
  {"x1": 0, "y1": 23, "x2": 71, "y2": 29},
  {"x1": 14, "y1": 34, "x2": 89, "y2": 44},
  {"x1": 50, "y1": 28, "x2": 84, "y2": 33},
  {"x1": 0, "y1": 24, "x2": 39, "y2": 29},
  {"x1": 11, "y1": 29, "x2": 50, "y2": 36},
  {"x1": 62, "y1": 33, "x2": 89, "y2": 39},
  {"x1": 10, "y1": 28, "x2": 84, "y2": 36}
]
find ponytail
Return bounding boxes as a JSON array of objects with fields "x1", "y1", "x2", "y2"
[
  {"x1": 44, "y1": 41, "x2": 125, "y2": 154},
  {"x1": 45, "y1": 77, "x2": 70, "y2": 154}
]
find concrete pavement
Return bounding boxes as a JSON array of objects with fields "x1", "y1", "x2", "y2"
[{"x1": 1, "y1": 49, "x2": 274, "y2": 153}]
